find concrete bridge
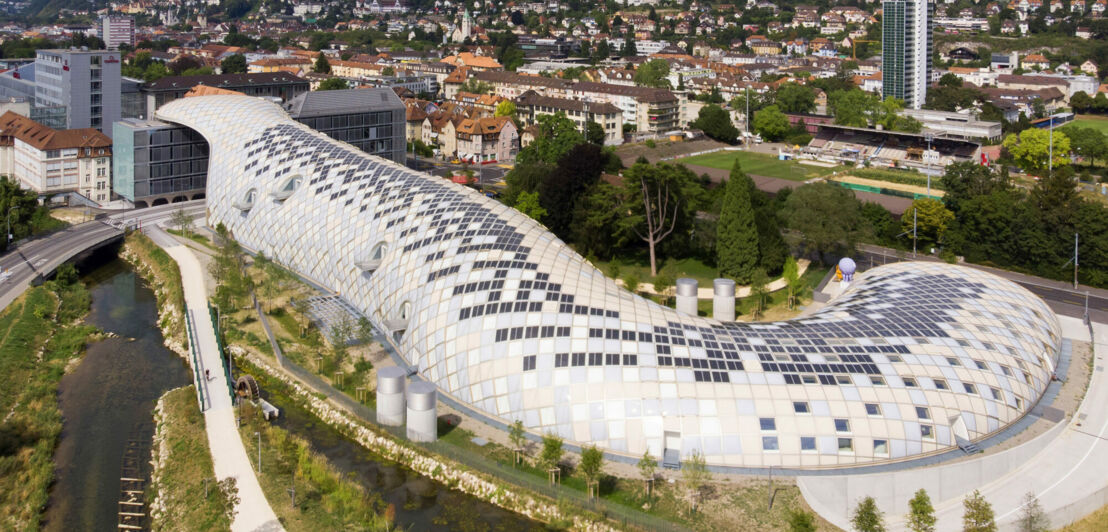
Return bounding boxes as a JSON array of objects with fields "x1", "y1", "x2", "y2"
[{"x1": 0, "y1": 200, "x2": 206, "y2": 312}]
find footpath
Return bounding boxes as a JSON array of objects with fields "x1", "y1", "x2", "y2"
[{"x1": 146, "y1": 226, "x2": 283, "y2": 532}]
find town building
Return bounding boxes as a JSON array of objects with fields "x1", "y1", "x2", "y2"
[
  {"x1": 34, "y1": 49, "x2": 123, "y2": 136},
  {"x1": 284, "y1": 87, "x2": 406, "y2": 164},
  {"x1": 514, "y1": 90, "x2": 623, "y2": 145},
  {"x1": 882, "y1": 0, "x2": 934, "y2": 109},
  {"x1": 0, "y1": 111, "x2": 112, "y2": 203},
  {"x1": 112, "y1": 118, "x2": 208, "y2": 207},
  {"x1": 454, "y1": 116, "x2": 518, "y2": 163},
  {"x1": 101, "y1": 15, "x2": 135, "y2": 50},
  {"x1": 141, "y1": 72, "x2": 310, "y2": 117}
]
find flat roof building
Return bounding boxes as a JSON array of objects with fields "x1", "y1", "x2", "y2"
[
  {"x1": 284, "y1": 87, "x2": 406, "y2": 164},
  {"x1": 112, "y1": 118, "x2": 208, "y2": 207},
  {"x1": 34, "y1": 49, "x2": 123, "y2": 136}
]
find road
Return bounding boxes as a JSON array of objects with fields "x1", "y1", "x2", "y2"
[
  {"x1": 409, "y1": 156, "x2": 510, "y2": 188},
  {"x1": 0, "y1": 201, "x2": 206, "y2": 313},
  {"x1": 855, "y1": 244, "x2": 1108, "y2": 323}
]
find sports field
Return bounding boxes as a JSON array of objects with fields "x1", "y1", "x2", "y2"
[
  {"x1": 1071, "y1": 115, "x2": 1108, "y2": 135},
  {"x1": 676, "y1": 150, "x2": 840, "y2": 181}
]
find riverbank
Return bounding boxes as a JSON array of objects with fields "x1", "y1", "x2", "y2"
[
  {"x1": 120, "y1": 231, "x2": 188, "y2": 357},
  {"x1": 235, "y1": 353, "x2": 603, "y2": 531},
  {"x1": 149, "y1": 386, "x2": 232, "y2": 532},
  {"x1": 0, "y1": 277, "x2": 98, "y2": 530}
]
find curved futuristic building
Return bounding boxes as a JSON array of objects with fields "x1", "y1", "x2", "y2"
[{"x1": 157, "y1": 96, "x2": 1062, "y2": 468}]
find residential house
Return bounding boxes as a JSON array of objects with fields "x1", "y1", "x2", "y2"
[
  {"x1": 514, "y1": 90, "x2": 624, "y2": 145},
  {"x1": 1021, "y1": 54, "x2": 1050, "y2": 70},
  {"x1": 569, "y1": 82, "x2": 679, "y2": 134},
  {"x1": 746, "y1": 35, "x2": 781, "y2": 55},
  {"x1": 453, "y1": 116, "x2": 518, "y2": 163}
]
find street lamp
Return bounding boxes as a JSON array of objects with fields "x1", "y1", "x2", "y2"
[
  {"x1": 6, "y1": 206, "x2": 17, "y2": 248},
  {"x1": 924, "y1": 133, "x2": 933, "y2": 196},
  {"x1": 255, "y1": 431, "x2": 261, "y2": 474}
]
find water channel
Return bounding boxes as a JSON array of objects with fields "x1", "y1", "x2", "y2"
[
  {"x1": 43, "y1": 250, "x2": 539, "y2": 531},
  {"x1": 263, "y1": 383, "x2": 544, "y2": 531},
  {"x1": 44, "y1": 254, "x2": 191, "y2": 532}
]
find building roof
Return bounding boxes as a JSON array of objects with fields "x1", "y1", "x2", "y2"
[
  {"x1": 572, "y1": 81, "x2": 677, "y2": 103},
  {"x1": 515, "y1": 90, "x2": 621, "y2": 115},
  {"x1": 473, "y1": 70, "x2": 574, "y2": 90},
  {"x1": 283, "y1": 87, "x2": 404, "y2": 118},
  {"x1": 155, "y1": 94, "x2": 1063, "y2": 470},
  {"x1": 144, "y1": 72, "x2": 308, "y2": 92},
  {"x1": 0, "y1": 111, "x2": 111, "y2": 151},
  {"x1": 456, "y1": 115, "x2": 514, "y2": 135},
  {"x1": 441, "y1": 52, "x2": 502, "y2": 70},
  {"x1": 184, "y1": 84, "x2": 245, "y2": 97}
]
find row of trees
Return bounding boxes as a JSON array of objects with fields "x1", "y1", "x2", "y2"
[
  {"x1": 0, "y1": 177, "x2": 66, "y2": 252},
  {"x1": 849, "y1": 489, "x2": 1048, "y2": 532}
]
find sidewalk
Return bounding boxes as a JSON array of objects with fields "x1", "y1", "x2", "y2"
[
  {"x1": 147, "y1": 226, "x2": 283, "y2": 532},
  {"x1": 799, "y1": 318, "x2": 1108, "y2": 531}
]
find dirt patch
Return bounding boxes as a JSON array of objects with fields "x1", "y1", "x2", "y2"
[{"x1": 616, "y1": 138, "x2": 728, "y2": 166}]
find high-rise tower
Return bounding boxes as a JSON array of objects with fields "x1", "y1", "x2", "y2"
[{"x1": 882, "y1": 0, "x2": 933, "y2": 109}]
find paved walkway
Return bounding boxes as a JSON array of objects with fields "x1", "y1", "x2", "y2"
[
  {"x1": 147, "y1": 226, "x2": 283, "y2": 532},
  {"x1": 799, "y1": 317, "x2": 1107, "y2": 531}
]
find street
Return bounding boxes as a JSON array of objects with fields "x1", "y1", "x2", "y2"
[
  {"x1": 0, "y1": 201, "x2": 206, "y2": 313},
  {"x1": 408, "y1": 156, "x2": 510, "y2": 188}
]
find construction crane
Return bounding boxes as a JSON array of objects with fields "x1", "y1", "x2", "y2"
[{"x1": 851, "y1": 39, "x2": 878, "y2": 60}]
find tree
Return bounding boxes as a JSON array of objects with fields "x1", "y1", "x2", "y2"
[
  {"x1": 788, "y1": 509, "x2": 817, "y2": 532},
  {"x1": 782, "y1": 182, "x2": 865, "y2": 260},
  {"x1": 621, "y1": 35, "x2": 637, "y2": 57},
  {"x1": 586, "y1": 121, "x2": 606, "y2": 145},
  {"x1": 1016, "y1": 492, "x2": 1049, "y2": 532},
  {"x1": 939, "y1": 72, "x2": 963, "y2": 88},
  {"x1": 962, "y1": 490, "x2": 996, "y2": 532},
  {"x1": 717, "y1": 162, "x2": 760, "y2": 283},
  {"x1": 901, "y1": 198, "x2": 954, "y2": 252},
  {"x1": 775, "y1": 83, "x2": 816, "y2": 114},
  {"x1": 355, "y1": 316, "x2": 374, "y2": 346},
  {"x1": 851, "y1": 496, "x2": 886, "y2": 532},
  {"x1": 618, "y1": 162, "x2": 686, "y2": 276},
  {"x1": 1060, "y1": 125, "x2": 1108, "y2": 165},
  {"x1": 940, "y1": 162, "x2": 1011, "y2": 216},
  {"x1": 830, "y1": 89, "x2": 879, "y2": 128},
  {"x1": 539, "y1": 433, "x2": 564, "y2": 483},
  {"x1": 459, "y1": 79, "x2": 493, "y2": 94},
  {"x1": 681, "y1": 449, "x2": 709, "y2": 511},
  {"x1": 509, "y1": 420, "x2": 527, "y2": 464},
  {"x1": 1002, "y1": 128, "x2": 1071, "y2": 175},
  {"x1": 1070, "y1": 91, "x2": 1093, "y2": 113},
  {"x1": 638, "y1": 450, "x2": 658, "y2": 498},
  {"x1": 494, "y1": 100, "x2": 516, "y2": 119},
  {"x1": 514, "y1": 190, "x2": 547, "y2": 221},
  {"x1": 633, "y1": 58, "x2": 671, "y2": 88},
  {"x1": 753, "y1": 104, "x2": 791, "y2": 142},
  {"x1": 907, "y1": 489, "x2": 936, "y2": 532},
  {"x1": 875, "y1": 97, "x2": 923, "y2": 133},
  {"x1": 748, "y1": 268, "x2": 769, "y2": 319},
  {"x1": 314, "y1": 53, "x2": 331, "y2": 74},
  {"x1": 170, "y1": 208, "x2": 192, "y2": 235},
  {"x1": 220, "y1": 53, "x2": 247, "y2": 74},
  {"x1": 579, "y1": 445, "x2": 605, "y2": 499},
  {"x1": 328, "y1": 316, "x2": 354, "y2": 367},
  {"x1": 168, "y1": 55, "x2": 203, "y2": 75},
  {"x1": 692, "y1": 104, "x2": 739, "y2": 143},
  {"x1": 317, "y1": 77, "x2": 348, "y2": 91},
  {"x1": 515, "y1": 112, "x2": 584, "y2": 165},
  {"x1": 539, "y1": 142, "x2": 607, "y2": 237},
  {"x1": 783, "y1": 255, "x2": 802, "y2": 309}
]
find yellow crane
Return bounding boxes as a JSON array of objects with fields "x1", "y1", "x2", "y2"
[{"x1": 851, "y1": 39, "x2": 878, "y2": 60}]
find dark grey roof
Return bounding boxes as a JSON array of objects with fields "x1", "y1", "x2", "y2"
[
  {"x1": 284, "y1": 87, "x2": 405, "y2": 118},
  {"x1": 143, "y1": 72, "x2": 308, "y2": 92}
]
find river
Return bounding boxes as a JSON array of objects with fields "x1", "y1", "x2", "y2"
[{"x1": 43, "y1": 255, "x2": 191, "y2": 532}]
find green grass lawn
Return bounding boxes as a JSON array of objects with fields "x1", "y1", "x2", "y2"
[
  {"x1": 590, "y1": 256, "x2": 719, "y2": 287},
  {"x1": 676, "y1": 150, "x2": 840, "y2": 181},
  {"x1": 1072, "y1": 115, "x2": 1108, "y2": 135}
]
